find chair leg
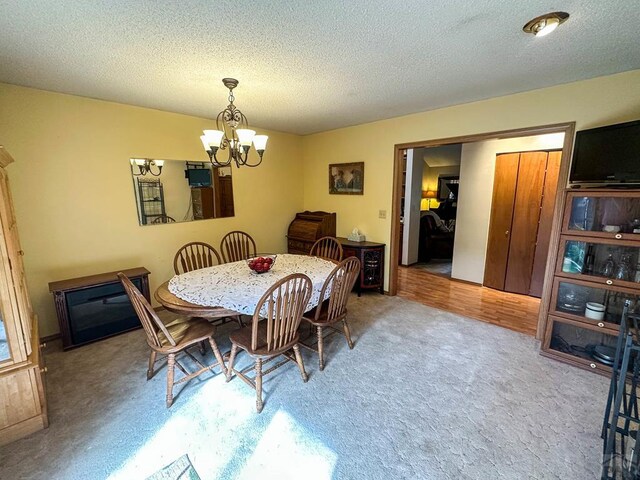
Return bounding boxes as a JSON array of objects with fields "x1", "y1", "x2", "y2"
[
  {"x1": 317, "y1": 326, "x2": 325, "y2": 371},
  {"x1": 255, "y1": 358, "x2": 263, "y2": 413},
  {"x1": 198, "y1": 341, "x2": 206, "y2": 356},
  {"x1": 343, "y1": 319, "x2": 354, "y2": 349},
  {"x1": 293, "y1": 344, "x2": 308, "y2": 383},
  {"x1": 147, "y1": 350, "x2": 157, "y2": 380},
  {"x1": 226, "y1": 344, "x2": 238, "y2": 382},
  {"x1": 235, "y1": 315, "x2": 244, "y2": 327},
  {"x1": 166, "y1": 353, "x2": 176, "y2": 408},
  {"x1": 208, "y1": 337, "x2": 226, "y2": 374}
]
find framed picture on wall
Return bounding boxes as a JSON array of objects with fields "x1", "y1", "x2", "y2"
[
  {"x1": 437, "y1": 175, "x2": 459, "y2": 201},
  {"x1": 329, "y1": 162, "x2": 364, "y2": 195}
]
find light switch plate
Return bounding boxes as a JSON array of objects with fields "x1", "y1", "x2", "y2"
[{"x1": 379, "y1": 210, "x2": 387, "y2": 219}]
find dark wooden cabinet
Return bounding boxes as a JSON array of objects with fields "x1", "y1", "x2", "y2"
[
  {"x1": 287, "y1": 211, "x2": 336, "y2": 255},
  {"x1": 540, "y1": 189, "x2": 640, "y2": 376},
  {"x1": 338, "y1": 238, "x2": 385, "y2": 296},
  {"x1": 49, "y1": 267, "x2": 150, "y2": 350},
  {"x1": 191, "y1": 186, "x2": 215, "y2": 219}
]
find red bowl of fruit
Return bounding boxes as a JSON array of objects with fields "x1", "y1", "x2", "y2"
[{"x1": 246, "y1": 254, "x2": 277, "y2": 274}]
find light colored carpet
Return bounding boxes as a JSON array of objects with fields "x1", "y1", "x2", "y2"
[{"x1": 0, "y1": 294, "x2": 607, "y2": 479}]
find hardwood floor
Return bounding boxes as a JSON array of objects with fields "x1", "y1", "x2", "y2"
[{"x1": 397, "y1": 266, "x2": 540, "y2": 336}]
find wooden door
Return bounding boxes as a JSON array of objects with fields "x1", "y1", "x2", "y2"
[
  {"x1": 483, "y1": 153, "x2": 520, "y2": 290},
  {"x1": 529, "y1": 151, "x2": 562, "y2": 297},
  {"x1": 504, "y1": 152, "x2": 548, "y2": 295}
]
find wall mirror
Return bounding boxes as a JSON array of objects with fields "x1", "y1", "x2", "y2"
[{"x1": 130, "y1": 159, "x2": 235, "y2": 225}]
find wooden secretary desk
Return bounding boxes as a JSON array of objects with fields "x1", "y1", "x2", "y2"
[{"x1": 0, "y1": 146, "x2": 48, "y2": 446}]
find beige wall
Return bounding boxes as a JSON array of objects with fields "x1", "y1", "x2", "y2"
[
  {"x1": 452, "y1": 133, "x2": 565, "y2": 284},
  {"x1": 0, "y1": 83, "x2": 303, "y2": 337},
  {"x1": 301, "y1": 69, "x2": 640, "y2": 290}
]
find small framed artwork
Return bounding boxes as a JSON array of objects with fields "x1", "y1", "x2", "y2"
[{"x1": 329, "y1": 162, "x2": 364, "y2": 195}]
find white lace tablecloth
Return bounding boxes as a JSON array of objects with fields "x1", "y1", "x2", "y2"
[{"x1": 168, "y1": 254, "x2": 336, "y2": 316}]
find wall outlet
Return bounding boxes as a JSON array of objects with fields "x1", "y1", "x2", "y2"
[{"x1": 379, "y1": 210, "x2": 387, "y2": 219}]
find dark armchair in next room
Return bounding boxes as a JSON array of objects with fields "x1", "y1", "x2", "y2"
[{"x1": 418, "y1": 214, "x2": 455, "y2": 262}]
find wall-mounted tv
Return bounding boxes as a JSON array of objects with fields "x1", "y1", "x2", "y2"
[
  {"x1": 569, "y1": 119, "x2": 640, "y2": 186},
  {"x1": 185, "y1": 168, "x2": 212, "y2": 187}
]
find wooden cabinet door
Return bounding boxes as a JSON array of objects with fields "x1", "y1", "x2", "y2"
[
  {"x1": 0, "y1": 169, "x2": 31, "y2": 364},
  {"x1": 484, "y1": 153, "x2": 519, "y2": 290},
  {"x1": 504, "y1": 151, "x2": 548, "y2": 295}
]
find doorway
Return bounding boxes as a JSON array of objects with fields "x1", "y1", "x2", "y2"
[{"x1": 389, "y1": 123, "x2": 577, "y2": 340}]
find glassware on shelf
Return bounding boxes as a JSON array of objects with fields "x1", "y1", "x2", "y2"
[
  {"x1": 562, "y1": 241, "x2": 586, "y2": 273},
  {"x1": 602, "y1": 254, "x2": 616, "y2": 278},
  {"x1": 615, "y1": 254, "x2": 633, "y2": 281},
  {"x1": 557, "y1": 283, "x2": 589, "y2": 314},
  {"x1": 583, "y1": 245, "x2": 595, "y2": 275}
]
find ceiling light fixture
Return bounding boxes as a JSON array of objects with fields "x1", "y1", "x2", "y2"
[
  {"x1": 523, "y1": 12, "x2": 569, "y2": 37},
  {"x1": 130, "y1": 158, "x2": 164, "y2": 176},
  {"x1": 200, "y1": 78, "x2": 268, "y2": 168}
]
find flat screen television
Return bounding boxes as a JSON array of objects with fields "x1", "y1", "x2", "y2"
[
  {"x1": 569, "y1": 119, "x2": 640, "y2": 186},
  {"x1": 186, "y1": 168, "x2": 212, "y2": 187}
]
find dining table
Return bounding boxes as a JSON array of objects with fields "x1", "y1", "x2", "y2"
[{"x1": 155, "y1": 253, "x2": 338, "y2": 318}]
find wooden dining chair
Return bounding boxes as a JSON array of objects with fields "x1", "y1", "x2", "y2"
[
  {"x1": 309, "y1": 236, "x2": 343, "y2": 262},
  {"x1": 301, "y1": 256, "x2": 360, "y2": 370},
  {"x1": 174, "y1": 241, "x2": 244, "y2": 327},
  {"x1": 220, "y1": 231, "x2": 257, "y2": 263},
  {"x1": 118, "y1": 273, "x2": 226, "y2": 407},
  {"x1": 173, "y1": 241, "x2": 222, "y2": 275},
  {"x1": 152, "y1": 215, "x2": 176, "y2": 224},
  {"x1": 225, "y1": 273, "x2": 313, "y2": 413}
]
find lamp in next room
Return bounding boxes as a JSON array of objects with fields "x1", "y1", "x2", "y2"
[
  {"x1": 422, "y1": 190, "x2": 437, "y2": 210},
  {"x1": 200, "y1": 78, "x2": 268, "y2": 169}
]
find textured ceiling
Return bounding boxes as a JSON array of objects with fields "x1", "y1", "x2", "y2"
[{"x1": 1, "y1": 1, "x2": 639, "y2": 135}]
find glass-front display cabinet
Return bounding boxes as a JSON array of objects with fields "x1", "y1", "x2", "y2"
[
  {"x1": 563, "y1": 191, "x2": 640, "y2": 240},
  {"x1": 542, "y1": 316, "x2": 628, "y2": 374},
  {"x1": 0, "y1": 146, "x2": 48, "y2": 446},
  {"x1": 542, "y1": 189, "x2": 640, "y2": 376},
  {"x1": 550, "y1": 278, "x2": 640, "y2": 330},
  {"x1": 557, "y1": 237, "x2": 640, "y2": 289}
]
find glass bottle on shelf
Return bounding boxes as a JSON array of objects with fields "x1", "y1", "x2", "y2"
[
  {"x1": 615, "y1": 254, "x2": 633, "y2": 281},
  {"x1": 583, "y1": 245, "x2": 595, "y2": 275},
  {"x1": 602, "y1": 254, "x2": 616, "y2": 278}
]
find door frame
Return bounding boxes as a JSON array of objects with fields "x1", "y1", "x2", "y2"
[{"x1": 389, "y1": 122, "x2": 576, "y2": 340}]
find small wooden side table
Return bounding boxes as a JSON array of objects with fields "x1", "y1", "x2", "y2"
[
  {"x1": 337, "y1": 238, "x2": 385, "y2": 296},
  {"x1": 49, "y1": 267, "x2": 150, "y2": 350}
]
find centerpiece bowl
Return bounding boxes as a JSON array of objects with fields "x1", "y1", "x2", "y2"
[{"x1": 246, "y1": 254, "x2": 277, "y2": 274}]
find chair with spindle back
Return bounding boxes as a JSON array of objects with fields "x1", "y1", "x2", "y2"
[
  {"x1": 152, "y1": 215, "x2": 176, "y2": 224},
  {"x1": 301, "y1": 256, "x2": 360, "y2": 370},
  {"x1": 309, "y1": 236, "x2": 343, "y2": 262},
  {"x1": 173, "y1": 242, "x2": 242, "y2": 327},
  {"x1": 220, "y1": 231, "x2": 257, "y2": 263},
  {"x1": 225, "y1": 273, "x2": 313, "y2": 413},
  {"x1": 118, "y1": 273, "x2": 226, "y2": 407},
  {"x1": 173, "y1": 241, "x2": 222, "y2": 275}
]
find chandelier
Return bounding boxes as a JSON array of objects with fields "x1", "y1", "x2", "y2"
[{"x1": 200, "y1": 78, "x2": 268, "y2": 168}]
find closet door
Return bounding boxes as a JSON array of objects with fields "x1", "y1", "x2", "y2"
[
  {"x1": 529, "y1": 151, "x2": 562, "y2": 297},
  {"x1": 483, "y1": 153, "x2": 520, "y2": 290},
  {"x1": 503, "y1": 152, "x2": 548, "y2": 294}
]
